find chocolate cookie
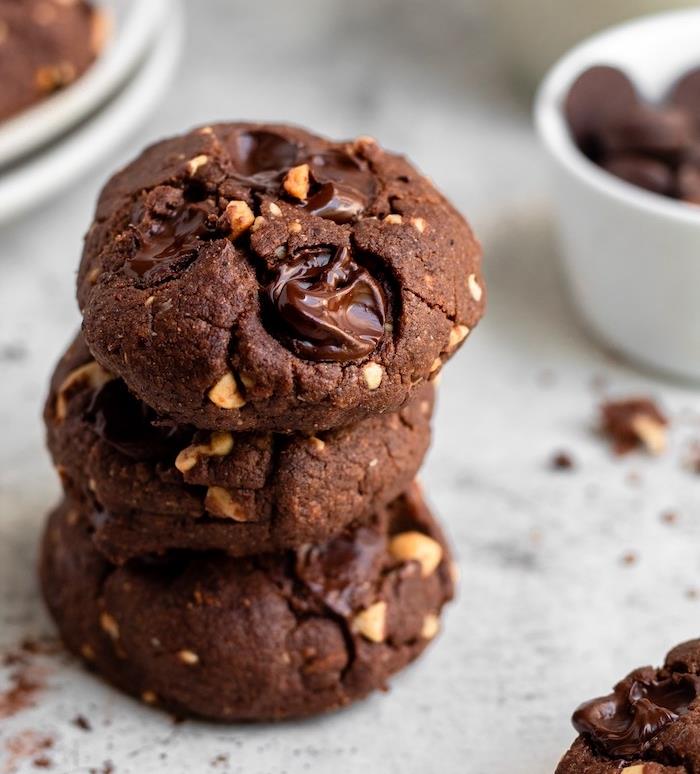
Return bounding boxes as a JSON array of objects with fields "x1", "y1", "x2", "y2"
[
  {"x1": 41, "y1": 486, "x2": 455, "y2": 721},
  {"x1": 556, "y1": 639, "x2": 700, "y2": 773},
  {"x1": 46, "y1": 334, "x2": 434, "y2": 561},
  {"x1": 0, "y1": 0, "x2": 103, "y2": 122},
  {"x1": 77, "y1": 122, "x2": 484, "y2": 433}
]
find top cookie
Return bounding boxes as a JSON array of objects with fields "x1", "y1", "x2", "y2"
[{"x1": 78, "y1": 122, "x2": 484, "y2": 433}]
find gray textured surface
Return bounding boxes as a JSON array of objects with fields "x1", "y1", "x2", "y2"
[{"x1": 2, "y1": 1, "x2": 700, "y2": 772}]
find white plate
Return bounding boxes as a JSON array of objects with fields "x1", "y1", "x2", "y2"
[
  {"x1": 0, "y1": 0, "x2": 170, "y2": 168},
  {"x1": 0, "y1": 2, "x2": 182, "y2": 226}
]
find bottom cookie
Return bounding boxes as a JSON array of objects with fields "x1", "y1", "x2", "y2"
[
  {"x1": 40, "y1": 485, "x2": 455, "y2": 722},
  {"x1": 556, "y1": 639, "x2": 700, "y2": 773}
]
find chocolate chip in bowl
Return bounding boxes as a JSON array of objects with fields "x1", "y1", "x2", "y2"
[{"x1": 564, "y1": 63, "x2": 700, "y2": 202}]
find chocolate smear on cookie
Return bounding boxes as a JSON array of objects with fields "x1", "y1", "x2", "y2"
[
  {"x1": 125, "y1": 203, "x2": 216, "y2": 281},
  {"x1": 266, "y1": 245, "x2": 386, "y2": 362},
  {"x1": 573, "y1": 672, "x2": 700, "y2": 758},
  {"x1": 87, "y1": 380, "x2": 184, "y2": 460}
]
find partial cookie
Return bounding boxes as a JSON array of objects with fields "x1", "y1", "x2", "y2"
[
  {"x1": 41, "y1": 486, "x2": 455, "y2": 722},
  {"x1": 78, "y1": 122, "x2": 483, "y2": 432},
  {"x1": 46, "y1": 334, "x2": 434, "y2": 561},
  {"x1": 556, "y1": 639, "x2": 700, "y2": 773},
  {"x1": 0, "y1": 0, "x2": 104, "y2": 122}
]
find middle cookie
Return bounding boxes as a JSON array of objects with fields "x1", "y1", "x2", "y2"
[{"x1": 46, "y1": 334, "x2": 434, "y2": 561}]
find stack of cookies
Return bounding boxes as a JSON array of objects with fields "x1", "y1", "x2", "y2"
[{"x1": 40, "y1": 123, "x2": 485, "y2": 721}]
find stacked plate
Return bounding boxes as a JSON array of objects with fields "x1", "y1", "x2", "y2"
[{"x1": 0, "y1": 0, "x2": 182, "y2": 225}]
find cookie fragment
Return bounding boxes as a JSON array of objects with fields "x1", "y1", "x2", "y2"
[{"x1": 600, "y1": 398, "x2": 668, "y2": 455}]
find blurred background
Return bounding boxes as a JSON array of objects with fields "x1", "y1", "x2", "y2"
[{"x1": 2, "y1": 1, "x2": 700, "y2": 773}]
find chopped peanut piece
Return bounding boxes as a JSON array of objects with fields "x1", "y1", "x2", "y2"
[
  {"x1": 175, "y1": 432, "x2": 234, "y2": 473},
  {"x1": 283, "y1": 164, "x2": 310, "y2": 200},
  {"x1": 208, "y1": 372, "x2": 246, "y2": 409},
  {"x1": 352, "y1": 602, "x2": 387, "y2": 643},
  {"x1": 205, "y1": 486, "x2": 251, "y2": 521},
  {"x1": 389, "y1": 531, "x2": 443, "y2": 577},
  {"x1": 225, "y1": 200, "x2": 255, "y2": 239},
  {"x1": 362, "y1": 362, "x2": 383, "y2": 390}
]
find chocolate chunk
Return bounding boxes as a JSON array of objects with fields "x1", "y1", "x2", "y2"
[
  {"x1": 304, "y1": 182, "x2": 366, "y2": 223},
  {"x1": 564, "y1": 66, "x2": 639, "y2": 155},
  {"x1": 572, "y1": 672, "x2": 700, "y2": 758},
  {"x1": 295, "y1": 525, "x2": 385, "y2": 616},
  {"x1": 600, "y1": 398, "x2": 668, "y2": 455},
  {"x1": 601, "y1": 154, "x2": 674, "y2": 195},
  {"x1": 87, "y1": 379, "x2": 184, "y2": 461},
  {"x1": 125, "y1": 203, "x2": 216, "y2": 281},
  {"x1": 599, "y1": 106, "x2": 692, "y2": 158},
  {"x1": 668, "y1": 67, "x2": 700, "y2": 129},
  {"x1": 303, "y1": 149, "x2": 376, "y2": 223},
  {"x1": 266, "y1": 245, "x2": 386, "y2": 362},
  {"x1": 229, "y1": 129, "x2": 302, "y2": 191},
  {"x1": 311, "y1": 150, "x2": 375, "y2": 196},
  {"x1": 236, "y1": 130, "x2": 301, "y2": 176},
  {"x1": 678, "y1": 161, "x2": 700, "y2": 203}
]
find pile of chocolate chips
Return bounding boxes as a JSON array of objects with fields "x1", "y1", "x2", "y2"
[{"x1": 565, "y1": 65, "x2": 700, "y2": 203}]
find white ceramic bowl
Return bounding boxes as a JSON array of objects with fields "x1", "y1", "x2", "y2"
[{"x1": 535, "y1": 8, "x2": 700, "y2": 382}]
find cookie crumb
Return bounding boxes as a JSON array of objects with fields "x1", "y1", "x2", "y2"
[
  {"x1": 684, "y1": 440, "x2": 700, "y2": 474},
  {"x1": 600, "y1": 397, "x2": 668, "y2": 455},
  {"x1": 550, "y1": 451, "x2": 575, "y2": 470},
  {"x1": 660, "y1": 510, "x2": 678, "y2": 525},
  {"x1": 72, "y1": 714, "x2": 91, "y2": 731},
  {"x1": 625, "y1": 470, "x2": 642, "y2": 487},
  {"x1": 620, "y1": 551, "x2": 638, "y2": 566},
  {"x1": 0, "y1": 342, "x2": 27, "y2": 362},
  {"x1": 0, "y1": 638, "x2": 55, "y2": 719}
]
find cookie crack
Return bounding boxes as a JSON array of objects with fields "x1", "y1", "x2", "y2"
[
  {"x1": 256, "y1": 556, "x2": 358, "y2": 690},
  {"x1": 404, "y1": 286, "x2": 455, "y2": 322},
  {"x1": 285, "y1": 561, "x2": 359, "y2": 687},
  {"x1": 261, "y1": 433, "x2": 287, "y2": 530}
]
